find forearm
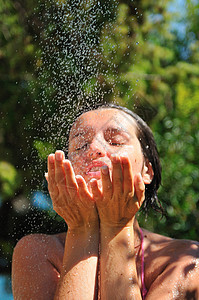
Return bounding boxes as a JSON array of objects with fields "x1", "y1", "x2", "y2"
[
  {"x1": 100, "y1": 224, "x2": 142, "y2": 300},
  {"x1": 54, "y1": 226, "x2": 99, "y2": 300}
]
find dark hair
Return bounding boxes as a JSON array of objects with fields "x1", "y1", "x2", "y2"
[{"x1": 69, "y1": 103, "x2": 162, "y2": 214}]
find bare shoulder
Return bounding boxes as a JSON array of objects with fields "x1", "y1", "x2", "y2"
[
  {"x1": 13, "y1": 232, "x2": 66, "y2": 268},
  {"x1": 14, "y1": 231, "x2": 66, "y2": 248},
  {"x1": 144, "y1": 229, "x2": 199, "y2": 263},
  {"x1": 143, "y1": 229, "x2": 199, "y2": 299},
  {"x1": 12, "y1": 232, "x2": 66, "y2": 300}
]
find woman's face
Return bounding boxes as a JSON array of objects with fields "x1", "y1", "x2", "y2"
[{"x1": 68, "y1": 108, "x2": 146, "y2": 188}]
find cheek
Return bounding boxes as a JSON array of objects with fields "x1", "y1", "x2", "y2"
[
  {"x1": 68, "y1": 152, "x2": 85, "y2": 174},
  {"x1": 124, "y1": 146, "x2": 143, "y2": 173},
  {"x1": 132, "y1": 158, "x2": 143, "y2": 173},
  {"x1": 69, "y1": 153, "x2": 94, "y2": 179}
]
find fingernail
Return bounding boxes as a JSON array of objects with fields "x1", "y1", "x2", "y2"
[
  {"x1": 90, "y1": 178, "x2": 97, "y2": 184},
  {"x1": 55, "y1": 151, "x2": 63, "y2": 161},
  {"x1": 121, "y1": 153, "x2": 129, "y2": 164},
  {"x1": 121, "y1": 152, "x2": 128, "y2": 158},
  {"x1": 101, "y1": 165, "x2": 108, "y2": 175},
  {"x1": 45, "y1": 172, "x2": 48, "y2": 178},
  {"x1": 110, "y1": 153, "x2": 118, "y2": 163},
  {"x1": 64, "y1": 159, "x2": 70, "y2": 170},
  {"x1": 49, "y1": 154, "x2": 54, "y2": 163}
]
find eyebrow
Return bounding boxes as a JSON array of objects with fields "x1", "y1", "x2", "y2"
[
  {"x1": 70, "y1": 131, "x2": 85, "y2": 141},
  {"x1": 105, "y1": 126, "x2": 130, "y2": 136},
  {"x1": 70, "y1": 126, "x2": 93, "y2": 141}
]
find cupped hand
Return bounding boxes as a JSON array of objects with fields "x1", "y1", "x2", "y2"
[
  {"x1": 90, "y1": 153, "x2": 145, "y2": 228},
  {"x1": 46, "y1": 150, "x2": 99, "y2": 231}
]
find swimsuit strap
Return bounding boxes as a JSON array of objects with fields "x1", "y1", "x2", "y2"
[{"x1": 140, "y1": 228, "x2": 148, "y2": 299}]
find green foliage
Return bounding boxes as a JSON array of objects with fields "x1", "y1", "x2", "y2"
[
  {"x1": 33, "y1": 140, "x2": 55, "y2": 160},
  {"x1": 150, "y1": 111, "x2": 199, "y2": 239},
  {"x1": 0, "y1": 162, "x2": 21, "y2": 201}
]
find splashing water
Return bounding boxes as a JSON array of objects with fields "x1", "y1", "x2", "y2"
[{"x1": 22, "y1": 0, "x2": 143, "y2": 229}]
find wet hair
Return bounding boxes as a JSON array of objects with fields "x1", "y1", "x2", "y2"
[{"x1": 69, "y1": 103, "x2": 162, "y2": 214}]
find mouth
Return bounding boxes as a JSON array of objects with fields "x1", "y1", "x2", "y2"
[{"x1": 86, "y1": 161, "x2": 108, "y2": 179}]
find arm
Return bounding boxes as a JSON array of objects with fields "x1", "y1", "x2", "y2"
[
  {"x1": 100, "y1": 225, "x2": 140, "y2": 300},
  {"x1": 12, "y1": 230, "x2": 99, "y2": 300},
  {"x1": 12, "y1": 151, "x2": 99, "y2": 300},
  {"x1": 91, "y1": 154, "x2": 145, "y2": 300},
  {"x1": 55, "y1": 226, "x2": 99, "y2": 300},
  {"x1": 48, "y1": 151, "x2": 99, "y2": 300}
]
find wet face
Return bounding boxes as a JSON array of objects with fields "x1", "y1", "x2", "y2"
[{"x1": 68, "y1": 108, "x2": 146, "y2": 187}]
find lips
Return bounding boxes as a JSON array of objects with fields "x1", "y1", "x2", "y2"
[{"x1": 86, "y1": 161, "x2": 108, "y2": 179}]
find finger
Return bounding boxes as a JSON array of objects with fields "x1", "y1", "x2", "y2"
[
  {"x1": 47, "y1": 154, "x2": 59, "y2": 197},
  {"x1": 90, "y1": 178, "x2": 102, "y2": 202},
  {"x1": 76, "y1": 175, "x2": 93, "y2": 204},
  {"x1": 121, "y1": 154, "x2": 134, "y2": 196},
  {"x1": 134, "y1": 173, "x2": 145, "y2": 208},
  {"x1": 100, "y1": 165, "x2": 112, "y2": 200},
  {"x1": 110, "y1": 154, "x2": 123, "y2": 195},
  {"x1": 63, "y1": 159, "x2": 78, "y2": 199},
  {"x1": 48, "y1": 154, "x2": 55, "y2": 182},
  {"x1": 55, "y1": 151, "x2": 66, "y2": 188}
]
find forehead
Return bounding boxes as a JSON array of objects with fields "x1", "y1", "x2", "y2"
[{"x1": 70, "y1": 108, "x2": 137, "y2": 136}]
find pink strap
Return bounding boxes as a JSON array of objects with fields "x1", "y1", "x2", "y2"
[{"x1": 140, "y1": 228, "x2": 148, "y2": 299}]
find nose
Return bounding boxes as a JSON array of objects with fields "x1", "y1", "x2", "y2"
[{"x1": 87, "y1": 136, "x2": 106, "y2": 159}]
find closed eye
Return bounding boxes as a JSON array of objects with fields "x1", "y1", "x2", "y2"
[
  {"x1": 76, "y1": 143, "x2": 89, "y2": 151},
  {"x1": 108, "y1": 140, "x2": 124, "y2": 146}
]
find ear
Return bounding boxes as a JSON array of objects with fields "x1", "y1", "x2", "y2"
[{"x1": 142, "y1": 160, "x2": 154, "y2": 184}]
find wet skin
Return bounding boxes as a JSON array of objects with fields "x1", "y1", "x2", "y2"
[
  {"x1": 12, "y1": 108, "x2": 199, "y2": 300},
  {"x1": 46, "y1": 109, "x2": 152, "y2": 230}
]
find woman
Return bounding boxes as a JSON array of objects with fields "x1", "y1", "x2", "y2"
[{"x1": 12, "y1": 104, "x2": 199, "y2": 299}]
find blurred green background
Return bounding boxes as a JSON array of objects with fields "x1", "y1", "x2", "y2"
[{"x1": 0, "y1": 0, "x2": 199, "y2": 286}]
